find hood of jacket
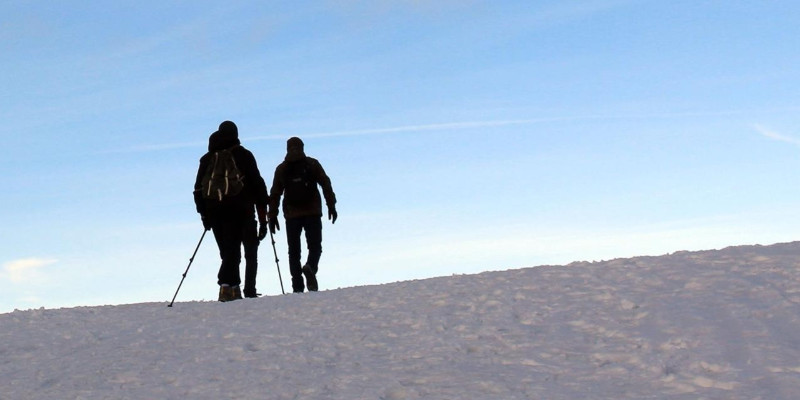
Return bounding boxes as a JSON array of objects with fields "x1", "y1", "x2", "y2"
[
  {"x1": 208, "y1": 121, "x2": 241, "y2": 152},
  {"x1": 284, "y1": 136, "x2": 306, "y2": 162}
]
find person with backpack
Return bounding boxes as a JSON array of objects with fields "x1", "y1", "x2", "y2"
[
  {"x1": 193, "y1": 121, "x2": 270, "y2": 301},
  {"x1": 268, "y1": 137, "x2": 337, "y2": 293}
]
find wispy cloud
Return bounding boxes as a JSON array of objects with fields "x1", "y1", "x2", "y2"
[
  {"x1": 249, "y1": 119, "x2": 548, "y2": 141},
  {"x1": 114, "y1": 110, "x2": 800, "y2": 154},
  {"x1": 2, "y1": 258, "x2": 57, "y2": 284},
  {"x1": 111, "y1": 119, "x2": 553, "y2": 154},
  {"x1": 754, "y1": 124, "x2": 800, "y2": 147}
]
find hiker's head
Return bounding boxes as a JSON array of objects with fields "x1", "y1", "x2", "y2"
[
  {"x1": 208, "y1": 120, "x2": 241, "y2": 151},
  {"x1": 285, "y1": 137, "x2": 306, "y2": 161},
  {"x1": 218, "y1": 120, "x2": 238, "y2": 138},
  {"x1": 287, "y1": 137, "x2": 304, "y2": 152}
]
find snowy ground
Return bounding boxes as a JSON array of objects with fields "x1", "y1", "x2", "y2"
[{"x1": 2, "y1": 242, "x2": 800, "y2": 399}]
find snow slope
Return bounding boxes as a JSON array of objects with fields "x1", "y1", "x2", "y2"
[{"x1": 2, "y1": 242, "x2": 800, "y2": 399}]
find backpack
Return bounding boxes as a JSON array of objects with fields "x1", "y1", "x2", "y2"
[
  {"x1": 283, "y1": 159, "x2": 317, "y2": 205},
  {"x1": 201, "y1": 147, "x2": 245, "y2": 201}
]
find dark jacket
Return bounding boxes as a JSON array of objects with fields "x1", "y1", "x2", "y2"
[
  {"x1": 194, "y1": 128, "x2": 269, "y2": 219},
  {"x1": 268, "y1": 150, "x2": 336, "y2": 220}
]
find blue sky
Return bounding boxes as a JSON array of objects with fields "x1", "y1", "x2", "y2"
[{"x1": 2, "y1": 0, "x2": 799, "y2": 312}]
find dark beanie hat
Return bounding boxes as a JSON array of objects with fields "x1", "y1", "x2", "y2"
[
  {"x1": 287, "y1": 137, "x2": 304, "y2": 150},
  {"x1": 219, "y1": 120, "x2": 238, "y2": 137}
]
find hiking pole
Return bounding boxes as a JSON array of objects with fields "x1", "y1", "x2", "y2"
[
  {"x1": 168, "y1": 229, "x2": 207, "y2": 307},
  {"x1": 269, "y1": 228, "x2": 286, "y2": 294}
]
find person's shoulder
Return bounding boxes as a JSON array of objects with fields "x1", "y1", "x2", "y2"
[
  {"x1": 230, "y1": 145, "x2": 258, "y2": 161},
  {"x1": 305, "y1": 156, "x2": 321, "y2": 166},
  {"x1": 233, "y1": 144, "x2": 252, "y2": 155},
  {"x1": 274, "y1": 159, "x2": 289, "y2": 172}
]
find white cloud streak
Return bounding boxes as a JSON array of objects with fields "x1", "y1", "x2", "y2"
[
  {"x1": 118, "y1": 113, "x2": 666, "y2": 154},
  {"x1": 114, "y1": 110, "x2": 800, "y2": 154},
  {"x1": 754, "y1": 124, "x2": 800, "y2": 147},
  {"x1": 111, "y1": 119, "x2": 552, "y2": 154},
  {"x1": 248, "y1": 119, "x2": 546, "y2": 141},
  {"x1": 2, "y1": 258, "x2": 57, "y2": 284}
]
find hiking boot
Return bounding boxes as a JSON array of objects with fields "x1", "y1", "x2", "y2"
[
  {"x1": 218, "y1": 286, "x2": 234, "y2": 302},
  {"x1": 218, "y1": 285, "x2": 243, "y2": 302},
  {"x1": 302, "y1": 265, "x2": 318, "y2": 292},
  {"x1": 243, "y1": 289, "x2": 261, "y2": 298}
]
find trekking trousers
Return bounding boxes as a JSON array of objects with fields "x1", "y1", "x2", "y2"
[
  {"x1": 211, "y1": 213, "x2": 258, "y2": 288},
  {"x1": 285, "y1": 215, "x2": 322, "y2": 292}
]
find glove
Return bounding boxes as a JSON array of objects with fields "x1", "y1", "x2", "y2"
[
  {"x1": 269, "y1": 218, "x2": 280, "y2": 234},
  {"x1": 328, "y1": 206, "x2": 338, "y2": 224},
  {"x1": 256, "y1": 206, "x2": 268, "y2": 240},
  {"x1": 201, "y1": 215, "x2": 212, "y2": 231}
]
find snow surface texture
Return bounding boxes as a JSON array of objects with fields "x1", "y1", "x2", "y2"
[{"x1": 2, "y1": 242, "x2": 800, "y2": 399}]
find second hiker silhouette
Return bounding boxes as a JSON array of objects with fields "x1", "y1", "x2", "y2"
[{"x1": 268, "y1": 137, "x2": 337, "y2": 293}]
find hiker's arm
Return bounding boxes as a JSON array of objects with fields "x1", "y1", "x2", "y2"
[
  {"x1": 313, "y1": 160, "x2": 336, "y2": 208},
  {"x1": 243, "y1": 150, "x2": 269, "y2": 210},
  {"x1": 268, "y1": 164, "x2": 284, "y2": 220},
  {"x1": 193, "y1": 156, "x2": 208, "y2": 215}
]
